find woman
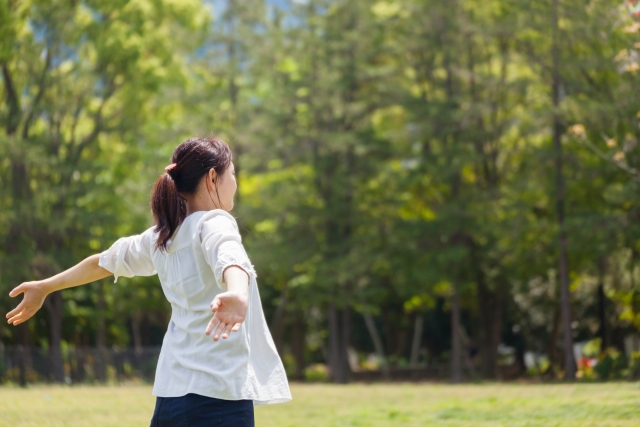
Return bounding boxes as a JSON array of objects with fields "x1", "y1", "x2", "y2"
[{"x1": 5, "y1": 136, "x2": 292, "y2": 426}]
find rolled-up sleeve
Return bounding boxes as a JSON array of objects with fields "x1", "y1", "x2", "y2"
[
  {"x1": 200, "y1": 212, "x2": 255, "y2": 291},
  {"x1": 98, "y1": 226, "x2": 157, "y2": 283}
]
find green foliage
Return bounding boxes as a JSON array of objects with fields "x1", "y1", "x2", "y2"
[
  {"x1": 595, "y1": 348, "x2": 629, "y2": 380},
  {"x1": 0, "y1": 0, "x2": 208, "y2": 345},
  {"x1": 304, "y1": 363, "x2": 330, "y2": 382},
  {"x1": 4, "y1": 0, "x2": 640, "y2": 383}
]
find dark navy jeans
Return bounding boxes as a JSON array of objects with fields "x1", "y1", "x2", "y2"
[{"x1": 149, "y1": 393, "x2": 254, "y2": 427}]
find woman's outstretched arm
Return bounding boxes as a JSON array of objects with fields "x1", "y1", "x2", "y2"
[{"x1": 6, "y1": 254, "x2": 113, "y2": 326}]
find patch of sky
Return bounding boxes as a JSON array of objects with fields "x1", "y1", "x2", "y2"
[
  {"x1": 194, "y1": 46, "x2": 209, "y2": 59},
  {"x1": 202, "y1": 0, "x2": 223, "y2": 16},
  {"x1": 83, "y1": 3, "x2": 104, "y2": 23},
  {"x1": 29, "y1": 19, "x2": 47, "y2": 44},
  {"x1": 269, "y1": 0, "x2": 294, "y2": 11},
  {"x1": 189, "y1": 0, "x2": 327, "y2": 66},
  {"x1": 51, "y1": 43, "x2": 79, "y2": 68},
  {"x1": 92, "y1": 76, "x2": 107, "y2": 97},
  {"x1": 266, "y1": 0, "x2": 325, "y2": 30},
  {"x1": 28, "y1": 19, "x2": 80, "y2": 69}
]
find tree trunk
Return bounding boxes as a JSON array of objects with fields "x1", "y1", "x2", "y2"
[
  {"x1": 45, "y1": 291, "x2": 65, "y2": 383},
  {"x1": 552, "y1": 0, "x2": 576, "y2": 380},
  {"x1": 394, "y1": 315, "x2": 410, "y2": 360},
  {"x1": 17, "y1": 345, "x2": 27, "y2": 387},
  {"x1": 546, "y1": 306, "x2": 561, "y2": 376},
  {"x1": 328, "y1": 301, "x2": 341, "y2": 382},
  {"x1": 95, "y1": 281, "x2": 107, "y2": 382},
  {"x1": 451, "y1": 289, "x2": 463, "y2": 383},
  {"x1": 5, "y1": 142, "x2": 33, "y2": 385},
  {"x1": 597, "y1": 258, "x2": 609, "y2": 351},
  {"x1": 340, "y1": 305, "x2": 351, "y2": 381},
  {"x1": 16, "y1": 324, "x2": 31, "y2": 387},
  {"x1": 362, "y1": 311, "x2": 391, "y2": 380},
  {"x1": 410, "y1": 314, "x2": 424, "y2": 368},
  {"x1": 72, "y1": 329, "x2": 85, "y2": 384},
  {"x1": 476, "y1": 276, "x2": 504, "y2": 379},
  {"x1": 458, "y1": 324, "x2": 478, "y2": 379},
  {"x1": 291, "y1": 309, "x2": 306, "y2": 381},
  {"x1": 327, "y1": 301, "x2": 349, "y2": 383}
]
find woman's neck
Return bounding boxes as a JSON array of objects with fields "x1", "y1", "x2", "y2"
[{"x1": 184, "y1": 195, "x2": 221, "y2": 217}]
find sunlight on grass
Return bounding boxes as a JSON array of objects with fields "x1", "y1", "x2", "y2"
[{"x1": 0, "y1": 382, "x2": 638, "y2": 427}]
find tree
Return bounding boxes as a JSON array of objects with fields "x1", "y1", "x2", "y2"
[{"x1": 0, "y1": 0, "x2": 207, "y2": 381}]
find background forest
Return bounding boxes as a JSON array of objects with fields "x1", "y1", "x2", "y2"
[{"x1": 2, "y1": 0, "x2": 640, "y2": 385}]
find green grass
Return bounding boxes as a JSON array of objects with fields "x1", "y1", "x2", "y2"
[{"x1": 0, "y1": 382, "x2": 639, "y2": 426}]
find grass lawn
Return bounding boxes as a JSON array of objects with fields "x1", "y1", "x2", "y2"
[{"x1": 0, "y1": 382, "x2": 638, "y2": 426}]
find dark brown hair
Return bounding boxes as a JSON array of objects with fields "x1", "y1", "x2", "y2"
[{"x1": 151, "y1": 136, "x2": 233, "y2": 252}]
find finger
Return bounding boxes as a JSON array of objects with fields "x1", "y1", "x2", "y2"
[
  {"x1": 8, "y1": 310, "x2": 31, "y2": 325},
  {"x1": 8, "y1": 316, "x2": 23, "y2": 325},
  {"x1": 210, "y1": 296, "x2": 221, "y2": 312},
  {"x1": 9, "y1": 284, "x2": 24, "y2": 298},
  {"x1": 221, "y1": 323, "x2": 231, "y2": 339},
  {"x1": 205, "y1": 316, "x2": 220, "y2": 336},
  {"x1": 6, "y1": 302, "x2": 25, "y2": 319},
  {"x1": 231, "y1": 323, "x2": 241, "y2": 332},
  {"x1": 7, "y1": 309, "x2": 26, "y2": 324},
  {"x1": 213, "y1": 322, "x2": 227, "y2": 341}
]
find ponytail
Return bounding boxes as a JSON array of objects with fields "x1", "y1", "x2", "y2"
[
  {"x1": 150, "y1": 136, "x2": 232, "y2": 253},
  {"x1": 152, "y1": 172, "x2": 186, "y2": 252}
]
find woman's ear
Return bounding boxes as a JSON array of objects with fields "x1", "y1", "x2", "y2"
[
  {"x1": 209, "y1": 168, "x2": 217, "y2": 182},
  {"x1": 203, "y1": 169, "x2": 213, "y2": 192}
]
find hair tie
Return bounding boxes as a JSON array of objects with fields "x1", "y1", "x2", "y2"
[{"x1": 165, "y1": 163, "x2": 177, "y2": 172}]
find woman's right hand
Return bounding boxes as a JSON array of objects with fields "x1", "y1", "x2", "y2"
[{"x1": 6, "y1": 281, "x2": 49, "y2": 326}]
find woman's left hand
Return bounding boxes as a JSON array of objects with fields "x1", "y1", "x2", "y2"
[{"x1": 205, "y1": 291, "x2": 248, "y2": 341}]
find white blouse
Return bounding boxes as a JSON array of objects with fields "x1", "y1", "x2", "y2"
[{"x1": 98, "y1": 209, "x2": 291, "y2": 406}]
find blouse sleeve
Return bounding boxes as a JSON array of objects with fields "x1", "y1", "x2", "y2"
[
  {"x1": 199, "y1": 211, "x2": 255, "y2": 291},
  {"x1": 98, "y1": 226, "x2": 157, "y2": 283}
]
